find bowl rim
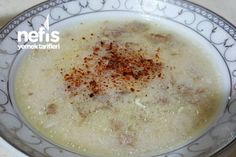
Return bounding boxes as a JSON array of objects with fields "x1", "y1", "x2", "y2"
[{"x1": 0, "y1": 0, "x2": 236, "y2": 157}]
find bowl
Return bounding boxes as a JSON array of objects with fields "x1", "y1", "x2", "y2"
[{"x1": 0, "y1": 0, "x2": 236, "y2": 157}]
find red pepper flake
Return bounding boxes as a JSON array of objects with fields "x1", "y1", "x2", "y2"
[
  {"x1": 62, "y1": 40, "x2": 163, "y2": 97},
  {"x1": 130, "y1": 88, "x2": 135, "y2": 92},
  {"x1": 93, "y1": 47, "x2": 100, "y2": 52}
]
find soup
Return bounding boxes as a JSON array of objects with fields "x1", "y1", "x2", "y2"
[{"x1": 15, "y1": 19, "x2": 223, "y2": 157}]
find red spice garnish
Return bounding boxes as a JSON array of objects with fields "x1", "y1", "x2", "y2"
[
  {"x1": 63, "y1": 41, "x2": 163, "y2": 97},
  {"x1": 93, "y1": 47, "x2": 100, "y2": 52},
  {"x1": 89, "y1": 80, "x2": 100, "y2": 94}
]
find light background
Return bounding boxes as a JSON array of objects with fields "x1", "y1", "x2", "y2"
[{"x1": 0, "y1": 0, "x2": 235, "y2": 157}]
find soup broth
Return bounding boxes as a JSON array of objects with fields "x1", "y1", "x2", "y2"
[{"x1": 15, "y1": 19, "x2": 223, "y2": 157}]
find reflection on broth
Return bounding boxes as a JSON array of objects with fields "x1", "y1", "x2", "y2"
[{"x1": 15, "y1": 19, "x2": 223, "y2": 157}]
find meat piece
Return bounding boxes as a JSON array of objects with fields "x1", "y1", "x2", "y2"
[
  {"x1": 158, "y1": 97, "x2": 168, "y2": 104},
  {"x1": 196, "y1": 88, "x2": 206, "y2": 94},
  {"x1": 176, "y1": 85, "x2": 206, "y2": 105},
  {"x1": 188, "y1": 97, "x2": 200, "y2": 105},
  {"x1": 125, "y1": 21, "x2": 150, "y2": 33},
  {"x1": 110, "y1": 119, "x2": 123, "y2": 131},
  {"x1": 77, "y1": 100, "x2": 112, "y2": 119},
  {"x1": 46, "y1": 104, "x2": 57, "y2": 115},
  {"x1": 118, "y1": 133, "x2": 136, "y2": 146},
  {"x1": 76, "y1": 108, "x2": 88, "y2": 119},
  {"x1": 146, "y1": 33, "x2": 169, "y2": 43},
  {"x1": 124, "y1": 42, "x2": 140, "y2": 48},
  {"x1": 124, "y1": 42, "x2": 141, "y2": 52},
  {"x1": 177, "y1": 84, "x2": 194, "y2": 96},
  {"x1": 169, "y1": 75, "x2": 176, "y2": 86},
  {"x1": 102, "y1": 27, "x2": 125, "y2": 38},
  {"x1": 170, "y1": 53, "x2": 178, "y2": 56}
]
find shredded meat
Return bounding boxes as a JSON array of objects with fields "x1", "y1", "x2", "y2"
[
  {"x1": 102, "y1": 21, "x2": 150, "y2": 38},
  {"x1": 177, "y1": 85, "x2": 194, "y2": 96},
  {"x1": 77, "y1": 101, "x2": 112, "y2": 119},
  {"x1": 110, "y1": 119, "x2": 123, "y2": 131},
  {"x1": 196, "y1": 88, "x2": 206, "y2": 94},
  {"x1": 118, "y1": 133, "x2": 136, "y2": 146},
  {"x1": 46, "y1": 104, "x2": 57, "y2": 115},
  {"x1": 177, "y1": 85, "x2": 206, "y2": 96},
  {"x1": 146, "y1": 33, "x2": 170, "y2": 43},
  {"x1": 125, "y1": 21, "x2": 150, "y2": 33},
  {"x1": 102, "y1": 27, "x2": 125, "y2": 38},
  {"x1": 158, "y1": 97, "x2": 168, "y2": 104}
]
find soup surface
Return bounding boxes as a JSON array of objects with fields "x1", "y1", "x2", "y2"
[{"x1": 15, "y1": 19, "x2": 223, "y2": 157}]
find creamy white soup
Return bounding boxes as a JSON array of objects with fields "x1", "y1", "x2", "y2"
[{"x1": 15, "y1": 19, "x2": 223, "y2": 157}]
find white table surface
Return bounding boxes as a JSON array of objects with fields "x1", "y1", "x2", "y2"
[{"x1": 0, "y1": 0, "x2": 235, "y2": 157}]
